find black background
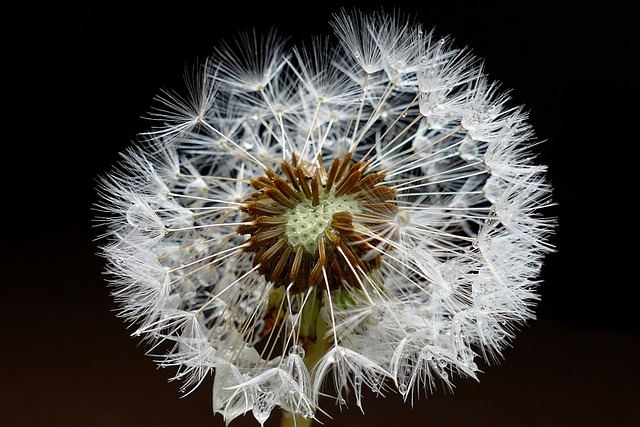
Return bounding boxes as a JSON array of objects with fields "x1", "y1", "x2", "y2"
[{"x1": 4, "y1": 1, "x2": 638, "y2": 426}]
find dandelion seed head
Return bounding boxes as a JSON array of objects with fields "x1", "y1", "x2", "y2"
[{"x1": 96, "y1": 8, "x2": 554, "y2": 425}]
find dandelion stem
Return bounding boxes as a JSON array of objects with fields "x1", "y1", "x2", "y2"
[
  {"x1": 302, "y1": 305, "x2": 333, "y2": 371},
  {"x1": 280, "y1": 410, "x2": 314, "y2": 427},
  {"x1": 279, "y1": 294, "x2": 332, "y2": 427}
]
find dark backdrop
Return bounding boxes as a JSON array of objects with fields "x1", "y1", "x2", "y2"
[{"x1": 4, "y1": 2, "x2": 638, "y2": 426}]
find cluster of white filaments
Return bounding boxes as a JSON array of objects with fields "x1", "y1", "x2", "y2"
[{"x1": 97, "y1": 10, "x2": 553, "y2": 426}]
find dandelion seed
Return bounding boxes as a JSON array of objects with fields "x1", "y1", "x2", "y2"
[{"x1": 96, "y1": 9, "x2": 554, "y2": 427}]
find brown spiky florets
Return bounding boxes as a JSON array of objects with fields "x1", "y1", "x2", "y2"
[{"x1": 238, "y1": 153, "x2": 397, "y2": 294}]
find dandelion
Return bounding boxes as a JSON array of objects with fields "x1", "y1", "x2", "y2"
[{"x1": 96, "y1": 9, "x2": 554, "y2": 427}]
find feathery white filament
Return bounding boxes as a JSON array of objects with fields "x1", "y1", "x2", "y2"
[{"x1": 97, "y1": 9, "x2": 554, "y2": 426}]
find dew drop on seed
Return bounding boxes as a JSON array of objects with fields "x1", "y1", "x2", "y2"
[
  {"x1": 252, "y1": 399, "x2": 271, "y2": 425},
  {"x1": 459, "y1": 348, "x2": 474, "y2": 362},
  {"x1": 354, "y1": 375, "x2": 362, "y2": 388},
  {"x1": 395, "y1": 211, "x2": 411, "y2": 227},
  {"x1": 371, "y1": 306, "x2": 384, "y2": 320},
  {"x1": 459, "y1": 139, "x2": 480, "y2": 161},
  {"x1": 483, "y1": 176, "x2": 503, "y2": 203},
  {"x1": 289, "y1": 345, "x2": 305, "y2": 358}
]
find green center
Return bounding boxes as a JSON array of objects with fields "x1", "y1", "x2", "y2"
[{"x1": 284, "y1": 191, "x2": 360, "y2": 253}]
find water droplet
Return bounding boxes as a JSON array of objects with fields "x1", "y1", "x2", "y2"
[
  {"x1": 483, "y1": 176, "x2": 504, "y2": 204},
  {"x1": 459, "y1": 139, "x2": 480, "y2": 161},
  {"x1": 289, "y1": 345, "x2": 305, "y2": 358},
  {"x1": 459, "y1": 348, "x2": 474, "y2": 362},
  {"x1": 370, "y1": 305, "x2": 384, "y2": 320},
  {"x1": 354, "y1": 375, "x2": 362, "y2": 388},
  {"x1": 252, "y1": 399, "x2": 272, "y2": 425},
  {"x1": 398, "y1": 383, "x2": 408, "y2": 395},
  {"x1": 395, "y1": 211, "x2": 411, "y2": 227}
]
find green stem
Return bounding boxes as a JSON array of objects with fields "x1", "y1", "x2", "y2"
[
  {"x1": 279, "y1": 410, "x2": 314, "y2": 427},
  {"x1": 302, "y1": 312, "x2": 332, "y2": 371},
  {"x1": 280, "y1": 296, "x2": 333, "y2": 427}
]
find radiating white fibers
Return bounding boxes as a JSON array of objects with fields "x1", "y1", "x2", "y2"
[{"x1": 96, "y1": 9, "x2": 554, "y2": 426}]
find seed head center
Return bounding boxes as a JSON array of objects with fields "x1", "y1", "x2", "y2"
[
  {"x1": 284, "y1": 193, "x2": 360, "y2": 254},
  {"x1": 237, "y1": 152, "x2": 398, "y2": 294}
]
